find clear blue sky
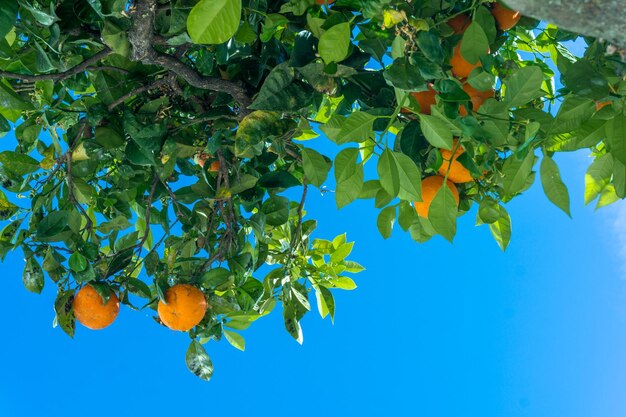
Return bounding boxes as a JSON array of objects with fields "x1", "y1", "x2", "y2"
[{"x1": 2, "y1": 42, "x2": 626, "y2": 417}]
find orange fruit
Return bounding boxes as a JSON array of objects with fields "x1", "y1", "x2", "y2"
[
  {"x1": 73, "y1": 284, "x2": 120, "y2": 330},
  {"x1": 595, "y1": 100, "x2": 611, "y2": 111},
  {"x1": 447, "y1": 13, "x2": 471, "y2": 34},
  {"x1": 459, "y1": 82, "x2": 494, "y2": 116},
  {"x1": 450, "y1": 44, "x2": 483, "y2": 79},
  {"x1": 158, "y1": 284, "x2": 208, "y2": 331},
  {"x1": 414, "y1": 176, "x2": 460, "y2": 218},
  {"x1": 491, "y1": 3, "x2": 521, "y2": 31},
  {"x1": 195, "y1": 153, "x2": 221, "y2": 172},
  {"x1": 437, "y1": 140, "x2": 474, "y2": 183},
  {"x1": 403, "y1": 84, "x2": 437, "y2": 115},
  {"x1": 208, "y1": 160, "x2": 221, "y2": 172}
]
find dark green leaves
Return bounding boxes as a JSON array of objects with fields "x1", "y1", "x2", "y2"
[
  {"x1": 249, "y1": 63, "x2": 313, "y2": 111},
  {"x1": 36, "y1": 211, "x2": 69, "y2": 239},
  {"x1": 186, "y1": 341, "x2": 214, "y2": 381},
  {"x1": 0, "y1": 1, "x2": 18, "y2": 39},
  {"x1": 262, "y1": 196, "x2": 290, "y2": 226},
  {"x1": 0, "y1": 151, "x2": 39, "y2": 176},
  {"x1": 335, "y1": 148, "x2": 364, "y2": 209},
  {"x1": 540, "y1": 156, "x2": 571, "y2": 216}
]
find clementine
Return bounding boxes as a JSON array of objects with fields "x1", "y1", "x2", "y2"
[
  {"x1": 158, "y1": 284, "x2": 208, "y2": 331},
  {"x1": 491, "y1": 3, "x2": 521, "y2": 31},
  {"x1": 437, "y1": 140, "x2": 474, "y2": 183},
  {"x1": 73, "y1": 284, "x2": 120, "y2": 330},
  {"x1": 447, "y1": 13, "x2": 471, "y2": 34},
  {"x1": 450, "y1": 44, "x2": 482, "y2": 79},
  {"x1": 459, "y1": 82, "x2": 494, "y2": 116},
  {"x1": 414, "y1": 176, "x2": 460, "y2": 218}
]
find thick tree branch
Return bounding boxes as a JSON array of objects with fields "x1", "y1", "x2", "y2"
[
  {"x1": 129, "y1": 0, "x2": 252, "y2": 116},
  {"x1": 505, "y1": 0, "x2": 626, "y2": 50},
  {"x1": 0, "y1": 48, "x2": 113, "y2": 83}
]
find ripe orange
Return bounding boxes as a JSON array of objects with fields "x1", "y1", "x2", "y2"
[
  {"x1": 414, "y1": 176, "x2": 460, "y2": 218},
  {"x1": 437, "y1": 140, "x2": 474, "y2": 183},
  {"x1": 447, "y1": 13, "x2": 471, "y2": 34},
  {"x1": 595, "y1": 100, "x2": 611, "y2": 111},
  {"x1": 195, "y1": 153, "x2": 221, "y2": 172},
  {"x1": 459, "y1": 82, "x2": 494, "y2": 116},
  {"x1": 404, "y1": 84, "x2": 437, "y2": 115},
  {"x1": 157, "y1": 284, "x2": 208, "y2": 331},
  {"x1": 73, "y1": 284, "x2": 120, "y2": 330},
  {"x1": 450, "y1": 44, "x2": 482, "y2": 79},
  {"x1": 491, "y1": 3, "x2": 521, "y2": 31}
]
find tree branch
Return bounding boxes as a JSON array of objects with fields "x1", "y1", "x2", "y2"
[
  {"x1": 129, "y1": 0, "x2": 252, "y2": 116},
  {"x1": 0, "y1": 48, "x2": 112, "y2": 83},
  {"x1": 505, "y1": 0, "x2": 626, "y2": 50},
  {"x1": 107, "y1": 77, "x2": 172, "y2": 110}
]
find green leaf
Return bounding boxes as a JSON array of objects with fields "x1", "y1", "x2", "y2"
[
  {"x1": 249, "y1": 63, "x2": 313, "y2": 111},
  {"x1": 461, "y1": 22, "x2": 489, "y2": 64},
  {"x1": 262, "y1": 196, "x2": 290, "y2": 226},
  {"x1": 489, "y1": 204, "x2": 512, "y2": 251},
  {"x1": 186, "y1": 340, "x2": 214, "y2": 381},
  {"x1": 318, "y1": 22, "x2": 351, "y2": 63},
  {"x1": 302, "y1": 148, "x2": 331, "y2": 187},
  {"x1": 187, "y1": 0, "x2": 242, "y2": 45},
  {"x1": 314, "y1": 285, "x2": 335, "y2": 322},
  {"x1": 377, "y1": 149, "x2": 399, "y2": 197},
  {"x1": 201, "y1": 267, "x2": 232, "y2": 290},
  {"x1": 54, "y1": 290, "x2": 75, "y2": 338},
  {"x1": 398, "y1": 200, "x2": 418, "y2": 231},
  {"x1": 223, "y1": 330, "x2": 245, "y2": 351},
  {"x1": 540, "y1": 156, "x2": 571, "y2": 217},
  {"x1": 501, "y1": 152, "x2": 535, "y2": 197},
  {"x1": 283, "y1": 306, "x2": 303, "y2": 344},
  {"x1": 334, "y1": 148, "x2": 364, "y2": 209},
  {"x1": 36, "y1": 211, "x2": 69, "y2": 239},
  {"x1": 607, "y1": 115, "x2": 626, "y2": 166},
  {"x1": 0, "y1": 2, "x2": 18, "y2": 39},
  {"x1": 418, "y1": 115, "x2": 453, "y2": 150},
  {"x1": 23, "y1": 256, "x2": 44, "y2": 293},
  {"x1": 333, "y1": 111, "x2": 376, "y2": 144},
  {"x1": 504, "y1": 66, "x2": 544, "y2": 108},
  {"x1": 68, "y1": 252, "x2": 88, "y2": 272},
  {"x1": 0, "y1": 151, "x2": 39, "y2": 175},
  {"x1": 328, "y1": 276, "x2": 357, "y2": 290},
  {"x1": 394, "y1": 152, "x2": 422, "y2": 201},
  {"x1": 614, "y1": 158, "x2": 626, "y2": 199},
  {"x1": 428, "y1": 185, "x2": 457, "y2": 242},
  {"x1": 584, "y1": 153, "x2": 613, "y2": 205},
  {"x1": 377, "y1": 205, "x2": 396, "y2": 239}
]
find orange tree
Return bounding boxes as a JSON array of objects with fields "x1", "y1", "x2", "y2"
[{"x1": 0, "y1": 0, "x2": 623, "y2": 380}]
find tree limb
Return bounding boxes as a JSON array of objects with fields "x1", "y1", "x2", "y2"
[
  {"x1": 0, "y1": 48, "x2": 112, "y2": 83},
  {"x1": 505, "y1": 0, "x2": 626, "y2": 50},
  {"x1": 129, "y1": 0, "x2": 252, "y2": 116}
]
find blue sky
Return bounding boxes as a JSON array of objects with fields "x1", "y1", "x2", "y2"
[
  {"x1": 2, "y1": 36, "x2": 626, "y2": 417},
  {"x1": 2, "y1": 138, "x2": 626, "y2": 417}
]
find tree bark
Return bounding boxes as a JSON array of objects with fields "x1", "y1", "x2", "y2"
[{"x1": 505, "y1": 0, "x2": 626, "y2": 49}]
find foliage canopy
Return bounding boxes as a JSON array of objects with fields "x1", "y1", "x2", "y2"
[{"x1": 0, "y1": 0, "x2": 624, "y2": 380}]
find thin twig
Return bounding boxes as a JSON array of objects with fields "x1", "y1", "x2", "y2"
[{"x1": 0, "y1": 48, "x2": 112, "y2": 83}]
